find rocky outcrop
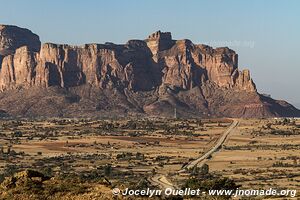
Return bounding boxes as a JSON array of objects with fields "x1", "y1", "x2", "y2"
[
  {"x1": 0, "y1": 46, "x2": 37, "y2": 90},
  {"x1": 1, "y1": 169, "x2": 48, "y2": 190},
  {"x1": 145, "y1": 31, "x2": 174, "y2": 57},
  {"x1": 0, "y1": 25, "x2": 299, "y2": 118},
  {"x1": 0, "y1": 25, "x2": 41, "y2": 56},
  {"x1": 0, "y1": 27, "x2": 256, "y2": 93}
]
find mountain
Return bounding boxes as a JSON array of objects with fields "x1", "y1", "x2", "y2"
[
  {"x1": 294, "y1": 103, "x2": 300, "y2": 110},
  {"x1": 0, "y1": 25, "x2": 299, "y2": 118}
]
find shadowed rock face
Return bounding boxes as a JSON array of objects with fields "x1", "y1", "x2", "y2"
[
  {"x1": 0, "y1": 25, "x2": 41, "y2": 56},
  {"x1": 0, "y1": 26, "x2": 299, "y2": 118}
]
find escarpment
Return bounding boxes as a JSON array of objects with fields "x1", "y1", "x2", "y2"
[{"x1": 0, "y1": 26, "x2": 299, "y2": 118}]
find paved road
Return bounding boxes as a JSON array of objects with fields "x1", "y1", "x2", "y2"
[
  {"x1": 149, "y1": 120, "x2": 239, "y2": 189},
  {"x1": 179, "y1": 119, "x2": 239, "y2": 172}
]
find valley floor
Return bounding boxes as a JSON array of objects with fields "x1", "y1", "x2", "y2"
[{"x1": 0, "y1": 117, "x2": 299, "y2": 199}]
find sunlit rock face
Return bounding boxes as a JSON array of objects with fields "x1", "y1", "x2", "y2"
[{"x1": 0, "y1": 26, "x2": 299, "y2": 118}]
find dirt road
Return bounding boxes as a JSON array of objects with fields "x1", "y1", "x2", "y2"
[
  {"x1": 149, "y1": 174, "x2": 176, "y2": 190},
  {"x1": 149, "y1": 120, "x2": 239, "y2": 189},
  {"x1": 179, "y1": 119, "x2": 239, "y2": 172}
]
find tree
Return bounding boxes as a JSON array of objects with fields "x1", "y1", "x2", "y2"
[
  {"x1": 136, "y1": 152, "x2": 145, "y2": 160},
  {"x1": 42, "y1": 166, "x2": 53, "y2": 177},
  {"x1": 191, "y1": 164, "x2": 209, "y2": 176},
  {"x1": 12, "y1": 131, "x2": 23, "y2": 137},
  {"x1": 184, "y1": 176, "x2": 239, "y2": 199},
  {"x1": 104, "y1": 164, "x2": 112, "y2": 176},
  {"x1": 3, "y1": 164, "x2": 18, "y2": 177},
  {"x1": 0, "y1": 146, "x2": 4, "y2": 154},
  {"x1": 282, "y1": 118, "x2": 290, "y2": 125},
  {"x1": 201, "y1": 164, "x2": 209, "y2": 175}
]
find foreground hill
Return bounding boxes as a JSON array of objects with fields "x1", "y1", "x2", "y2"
[{"x1": 0, "y1": 25, "x2": 299, "y2": 118}]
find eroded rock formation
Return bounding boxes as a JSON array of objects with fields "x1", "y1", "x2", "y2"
[
  {"x1": 0, "y1": 26, "x2": 299, "y2": 118},
  {"x1": 0, "y1": 25, "x2": 40, "y2": 56}
]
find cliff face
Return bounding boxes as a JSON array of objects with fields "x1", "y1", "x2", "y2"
[
  {"x1": 0, "y1": 25, "x2": 40, "y2": 56},
  {"x1": 0, "y1": 30, "x2": 256, "y2": 92},
  {"x1": 0, "y1": 26, "x2": 299, "y2": 118}
]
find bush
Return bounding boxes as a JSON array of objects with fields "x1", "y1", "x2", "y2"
[{"x1": 184, "y1": 176, "x2": 239, "y2": 199}]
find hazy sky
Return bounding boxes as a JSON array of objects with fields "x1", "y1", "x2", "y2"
[{"x1": 1, "y1": 0, "x2": 299, "y2": 107}]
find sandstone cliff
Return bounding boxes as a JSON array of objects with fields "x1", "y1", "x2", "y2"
[{"x1": 0, "y1": 26, "x2": 299, "y2": 118}]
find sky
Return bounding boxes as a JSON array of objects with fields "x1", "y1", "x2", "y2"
[{"x1": 1, "y1": 0, "x2": 299, "y2": 108}]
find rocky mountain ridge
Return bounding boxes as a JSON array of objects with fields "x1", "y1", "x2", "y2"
[{"x1": 0, "y1": 25, "x2": 299, "y2": 118}]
